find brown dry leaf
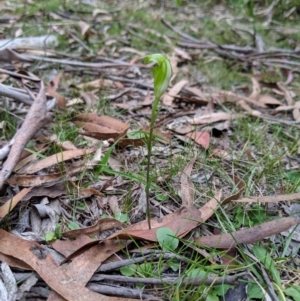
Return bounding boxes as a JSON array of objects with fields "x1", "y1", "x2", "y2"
[
  {"x1": 186, "y1": 131, "x2": 210, "y2": 149},
  {"x1": 223, "y1": 176, "x2": 246, "y2": 204},
  {"x1": 109, "y1": 206, "x2": 201, "y2": 241},
  {"x1": 174, "y1": 47, "x2": 192, "y2": 60},
  {"x1": 0, "y1": 229, "x2": 129, "y2": 301},
  {"x1": 7, "y1": 173, "x2": 63, "y2": 187},
  {"x1": 191, "y1": 112, "x2": 231, "y2": 125},
  {"x1": 139, "y1": 90, "x2": 153, "y2": 106},
  {"x1": 249, "y1": 76, "x2": 261, "y2": 101},
  {"x1": 237, "y1": 99, "x2": 261, "y2": 116},
  {"x1": 211, "y1": 149, "x2": 231, "y2": 160},
  {"x1": 52, "y1": 235, "x2": 93, "y2": 258},
  {"x1": 274, "y1": 104, "x2": 299, "y2": 113},
  {"x1": 20, "y1": 148, "x2": 95, "y2": 175},
  {"x1": 198, "y1": 190, "x2": 222, "y2": 222},
  {"x1": 46, "y1": 72, "x2": 65, "y2": 109},
  {"x1": 77, "y1": 186, "x2": 104, "y2": 199},
  {"x1": 117, "y1": 137, "x2": 145, "y2": 148},
  {"x1": 234, "y1": 191, "x2": 300, "y2": 203},
  {"x1": 62, "y1": 218, "x2": 123, "y2": 239},
  {"x1": 169, "y1": 52, "x2": 179, "y2": 84},
  {"x1": 78, "y1": 20, "x2": 91, "y2": 36},
  {"x1": 44, "y1": 135, "x2": 78, "y2": 151},
  {"x1": 184, "y1": 86, "x2": 208, "y2": 102},
  {"x1": 181, "y1": 158, "x2": 196, "y2": 207},
  {"x1": 0, "y1": 253, "x2": 32, "y2": 270},
  {"x1": 277, "y1": 83, "x2": 294, "y2": 106},
  {"x1": 47, "y1": 240, "x2": 132, "y2": 301},
  {"x1": 162, "y1": 79, "x2": 188, "y2": 106},
  {"x1": 108, "y1": 196, "x2": 121, "y2": 215},
  {"x1": 80, "y1": 91, "x2": 98, "y2": 108},
  {"x1": 72, "y1": 113, "x2": 129, "y2": 140},
  {"x1": 77, "y1": 78, "x2": 113, "y2": 90},
  {"x1": 0, "y1": 188, "x2": 32, "y2": 219},
  {"x1": 293, "y1": 101, "x2": 300, "y2": 122},
  {"x1": 257, "y1": 94, "x2": 282, "y2": 106},
  {"x1": 218, "y1": 91, "x2": 265, "y2": 107},
  {"x1": 195, "y1": 216, "x2": 300, "y2": 249},
  {"x1": 21, "y1": 182, "x2": 67, "y2": 201}
]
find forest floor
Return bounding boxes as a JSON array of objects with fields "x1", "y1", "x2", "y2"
[{"x1": 0, "y1": 1, "x2": 300, "y2": 300}]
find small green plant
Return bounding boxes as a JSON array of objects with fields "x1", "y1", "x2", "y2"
[
  {"x1": 45, "y1": 223, "x2": 62, "y2": 242},
  {"x1": 143, "y1": 53, "x2": 172, "y2": 229},
  {"x1": 157, "y1": 227, "x2": 179, "y2": 252},
  {"x1": 233, "y1": 204, "x2": 268, "y2": 228}
]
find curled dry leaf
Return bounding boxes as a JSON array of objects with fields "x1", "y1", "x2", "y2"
[
  {"x1": 258, "y1": 94, "x2": 282, "y2": 106},
  {"x1": 211, "y1": 149, "x2": 231, "y2": 160},
  {"x1": 198, "y1": 190, "x2": 222, "y2": 223},
  {"x1": 0, "y1": 229, "x2": 132, "y2": 301},
  {"x1": 7, "y1": 173, "x2": 63, "y2": 187},
  {"x1": 109, "y1": 206, "x2": 201, "y2": 241},
  {"x1": 249, "y1": 77, "x2": 261, "y2": 101},
  {"x1": 162, "y1": 79, "x2": 188, "y2": 106},
  {"x1": 46, "y1": 72, "x2": 65, "y2": 109},
  {"x1": 184, "y1": 86, "x2": 208, "y2": 102},
  {"x1": 47, "y1": 240, "x2": 132, "y2": 301},
  {"x1": 52, "y1": 234, "x2": 93, "y2": 258},
  {"x1": 181, "y1": 157, "x2": 196, "y2": 207},
  {"x1": 277, "y1": 83, "x2": 294, "y2": 105},
  {"x1": 63, "y1": 218, "x2": 123, "y2": 239},
  {"x1": 20, "y1": 148, "x2": 95, "y2": 175},
  {"x1": 76, "y1": 78, "x2": 113, "y2": 90},
  {"x1": 0, "y1": 253, "x2": 31, "y2": 270},
  {"x1": 237, "y1": 99, "x2": 261, "y2": 116},
  {"x1": 194, "y1": 216, "x2": 300, "y2": 249},
  {"x1": 72, "y1": 113, "x2": 129, "y2": 140},
  {"x1": 191, "y1": 112, "x2": 231, "y2": 125},
  {"x1": 0, "y1": 188, "x2": 32, "y2": 219},
  {"x1": 223, "y1": 176, "x2": 246, "y2": 204},
  {"x1": 293, "y1": 101, "x2": 300, "y2": 122},
  {"x1": 186, "y1": 131, "x2": 210, "y2": 149}
]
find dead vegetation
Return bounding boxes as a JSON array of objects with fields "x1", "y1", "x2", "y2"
[{"x1": 0, "y1": 0, "x2": 300, "y2": 300}]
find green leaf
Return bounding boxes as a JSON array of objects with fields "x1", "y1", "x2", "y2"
[
  {"x1": 143, "y1": 54, "x2": 172, "y2": 100},
  {"x1": 120, "y1": 264, "x2": 137, "y2": 277},
  {"x1": 45, "y1": 232, "x2": 56, "y2": 242},
  {"x1": 187, "y1": 268, "x2": 207, "y2": 278},
  {"x1": 247, "y1": 283, "x2": 264, "y2": 299},
  {"x1": 213, "y1": 284, "x2": 234, "y2": 296},
  {"x1": 206, "y1": 294, "x2": 219, "y2": 301},
  {"x1": 168, "y1": 259, "x2": 180, "y2": 272},
  {"x1": 136, "y1": 263, "x2": 153, "y2": 277},
  {"x1": 127, "y1": 130, "x2": 146, "y2": 139},
  {"x1": 155, "y1": 193, "x2": 168, "y2": 202},
  {"x1": 253, "y1": 245, "x2": 281, "y2": 286},
  {"x1": 156, "y1": 227, "x2": 179, "y2": 252},
  {"x1": 67, "y1": 221, "x2": 80, "y2": 230},
  {"x1": 76, "y1": 202, "x2": 86, "y2": 210},
  {"x1": 284, "y1": 285, "x2": 300, "y2": 301},
  {"x1": 114, "y1": 212, "x2": 129, "y2": 223}
]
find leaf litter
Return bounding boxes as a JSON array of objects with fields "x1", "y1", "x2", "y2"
[{"x1": 0, "y1": 1, "x2": 300, "y2": 300}]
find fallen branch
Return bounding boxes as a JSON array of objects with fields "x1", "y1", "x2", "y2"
[
  {"x1": 91, "y1": 271, "x2": 247, "y2": 286},
  {"x1": 194, "y1": 216, "x2": 300, "y2": 249},
  {"x1": 0, "y1": 79, "x2": 50, "y2": 189}
]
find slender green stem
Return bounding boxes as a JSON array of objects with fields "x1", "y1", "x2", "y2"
[
  {"x1": 145, "y1": 96, "x2": 159, "y2": 229},
  {"x1": 142, "y1": 54, "x2": 172, "y2": 230}
]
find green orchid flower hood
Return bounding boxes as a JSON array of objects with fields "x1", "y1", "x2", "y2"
[{"x1": 144, "y1": 54, "x2": 172, "y2": 99}]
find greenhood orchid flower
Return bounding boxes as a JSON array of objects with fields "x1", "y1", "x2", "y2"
[{"x1": 144, "y1": 53, "x2": 172, "y2": 100}]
